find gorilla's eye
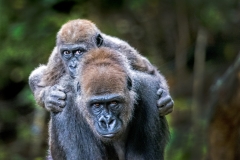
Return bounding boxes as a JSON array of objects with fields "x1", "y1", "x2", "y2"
[
  {"x1": 111, "y1": 101, "x2": 117, "y2": 105},
  {"x1": 75, "y1": 49, "x2": 85, "y2": 55},
  {"x1": 109, "y1": 101, "x2": 118, "y2": 108},
  {"x1": 93, "y1": 103, "x2": 100, "y2": 108},
  {"x1": 75, "y1": 50, "x2": 82, "y2": 55},
  {"x1": 63, "y1": 50, "x2": 70, "y2": 55},
  {"x1": 109, "y1": 101, "x2": 119, "y2": 110}
]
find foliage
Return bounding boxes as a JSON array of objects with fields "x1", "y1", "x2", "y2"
[{"x1": 0, "y1": 0, "x2": 239, "y2": 159}]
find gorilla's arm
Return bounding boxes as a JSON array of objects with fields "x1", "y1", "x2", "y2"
[
  {"x1": 29, "y1": 65, "x2": 47, "y2": 107},
  {"x1": 28, "y1": 65, "x2": 66, "y2": 112},
  {"x1": 131, "y1": 71, "x2": 169, "y2": 158},
  {"x1": 102, "y1": 34, "x2": 173, "y2": 115}
]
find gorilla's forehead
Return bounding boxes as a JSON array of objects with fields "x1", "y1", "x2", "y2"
[
  {"x1": 57, "y1": 19, "x2": 100, "y2": 44},
  {"x1": 59, "y1": 43, "x2": 95, "y2": 50},
  {"x1": 77, "y1": 47, "x2": 131, "y2": 98},
  {"x1": 88, "y1": 93, "x2": 125, "y2": 103},
  {"x1": 81, "y1": 65, "x2": 127, "y2": 92}
]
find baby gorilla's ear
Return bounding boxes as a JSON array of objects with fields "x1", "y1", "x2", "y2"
[{"x1": 96, "y1": 34, "x2": 103, "y2": 47}]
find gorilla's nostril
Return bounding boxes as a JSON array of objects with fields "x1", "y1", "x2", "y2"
[
  {"x1": 100, "y1": 120, "x2": 107, "y2": 127},
  {"x1": 70, "y1": 65, "x2": 76, "y2": 68},
  {"x1": 109, "y1": 119, "x2": 114, "y2": 125}
]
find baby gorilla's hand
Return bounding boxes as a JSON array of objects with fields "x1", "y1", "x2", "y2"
[
  {"x1": 44, "y1": 85, "x2": 66, "y2": 113},
  {"x1": 157, "y1": 88, "x2": 174, "y2": 116}
]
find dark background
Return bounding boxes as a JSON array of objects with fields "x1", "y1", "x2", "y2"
[{"x1": 0, "y1": 0, "x2": 240, "y2": 159}]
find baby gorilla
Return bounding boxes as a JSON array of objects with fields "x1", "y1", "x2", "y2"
[{"x1": 49, "y1": 47, "x2": 169, "y2": 159}]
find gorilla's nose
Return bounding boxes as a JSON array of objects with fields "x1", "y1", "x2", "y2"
[
  {"x1": 99, "y1": 115, "x2": 116, "y2": 130},
  {"x1": 69, "y1": 61, "x2": 77, "y2": 68}
]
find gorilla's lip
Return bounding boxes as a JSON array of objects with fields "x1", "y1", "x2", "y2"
[
  {"x1": 102, "y1": 133, "x2": 115, "y2": 138},
  {"x1": 100, "y1": 130, "x2": 120, "y2": 138},
  {"x1": 97, "y1": 125, "x2": 121, "y2": 138}
]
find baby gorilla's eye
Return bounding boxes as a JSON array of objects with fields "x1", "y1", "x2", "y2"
[
  {"x1": 75, "y1": 49, "x2": 85, "y2": 55},
  {"x1": 75, "y1": 50, "x2": 81, "y2": 55},
  {"x1": 63, "y1": 50, "x2": 70, "y2": 55}
]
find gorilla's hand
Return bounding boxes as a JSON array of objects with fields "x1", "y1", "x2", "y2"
[
  {"x1": 157, "y1": 88, "x2": 174, "y2": 116},
  {"x1": 44, "y1": 85, "x2": 66, "y2": 113}
]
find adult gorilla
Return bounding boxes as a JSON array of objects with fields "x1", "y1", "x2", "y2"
[{"x1": 49, "y1": 48, "x2": 169, "y2": 160}]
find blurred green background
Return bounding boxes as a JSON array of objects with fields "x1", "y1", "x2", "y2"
[{"x1": 0, "y1": 0, "x2": 240, "y2": 160}]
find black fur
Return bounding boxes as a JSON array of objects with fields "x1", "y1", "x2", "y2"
[
  {"x1": 48, "y1": 72, "x2": 169, "y2": 160},
  {"x1": 126, "y1": 71, "x2": 169, "y2": 159}
]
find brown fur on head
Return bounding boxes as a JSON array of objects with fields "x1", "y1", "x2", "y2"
[
  {"x1": 77, "y1": 47, "x2": 136, "y2": 139},
  {"x1": 57, "y1": 19, "x2": 100, "y2": 45},
  {"x1": 79, "y1": 47, "x2": 132, "y2": 97}
]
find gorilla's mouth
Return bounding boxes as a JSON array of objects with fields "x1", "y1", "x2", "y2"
[
  {"x1": 98, "y1": 130, "x2": 120, "y2": 139},
  {"x1": 101, "y1": 133, "x2": 116, "y2": 138},
  {"x1": 96, "y1": 121, "x2": 122, "y2": 139}
]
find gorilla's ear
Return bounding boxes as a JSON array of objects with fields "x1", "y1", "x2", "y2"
[
  {"x1": 76, "y1": 82, "x2": 81, "y2": 94},
  {"x1": 127, "y1": 76, "x2": 132, "y2": 91},
  {"x1": 96, "y1": 34, "x2": 103, "y2": 47}
]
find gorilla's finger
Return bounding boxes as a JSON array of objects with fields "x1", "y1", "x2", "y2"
[
  {"x1": 51, "y1": 90, "x2": 66, "y2": 100},
  {"x1": 157, "y1": 96, "x2": 172, "y2": 107},
  {"x1": 159, "y1": 103, "x2": 173, "y2": 116},
  {"x1": 157, "y1": 88, "x2": 164, "y2": 96}
]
